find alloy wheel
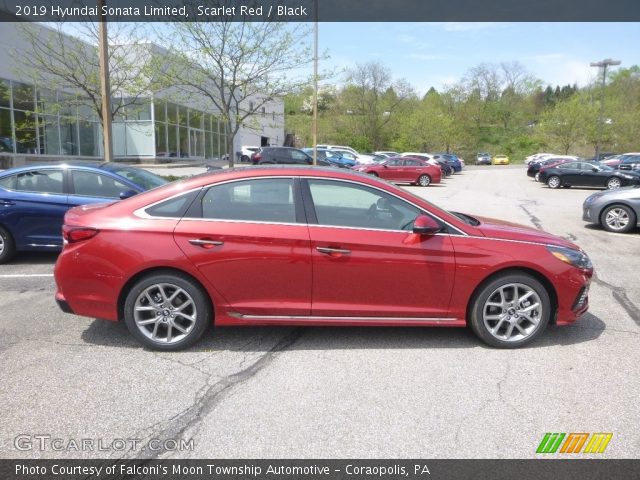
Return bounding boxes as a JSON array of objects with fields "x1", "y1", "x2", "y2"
[
  {"x1": 0, "y1": 235, "x2": 4, "y2": 255},
  {"x1": 547, "y1": 176, "x2": 561, "y2": 188},
  {"x1": 418, "y1": 174, "x2": 431, "y2": 187},
  {"x1": 482, "y1": 283, "x2": 543, "y2": 342},
  {"x1": 133, "y1": 283, "x2": 198, "y2": 345},
  {"x1": 604, "y1": 207, "x2": 631, "y2": 231},
  {"x1": 607, "y1": 177, "x2": 621, "y2": 189}
]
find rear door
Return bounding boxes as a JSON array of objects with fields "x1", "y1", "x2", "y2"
[
  {"x1": 173, "y1": 177, "x2": 312, "y2": 316},
  {"x1": 0, "y1": 168, "x2": 67, "y2": 248}
]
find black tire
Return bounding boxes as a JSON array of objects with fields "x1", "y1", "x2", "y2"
[
  {"x1": 123, "y1": 272, "x2": 212, "y2": 351},
  {"x1": 241, "y1": 155, "x2": 250, "y2": 163},
  {"x1": 547, "y1": 175, "x2": 561, "y2": 189},
  {"x1": 0, "y1": 225, "x2": 16, "y2": 264},
  {"x1": 469, "y1": 272, "x2": 551, "y2": 348},
  {"x1": 417, "y1": 174, "x2": 431, "y2": 187},
  {"x1": 601, "y1": 204, "x2": 636, "y2": 233}
]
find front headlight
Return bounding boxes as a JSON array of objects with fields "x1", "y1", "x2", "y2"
[
  {"x1": 584, "y1": 193, "x2": 603, "y2": 205},
  {"x1": 547, "y1": 245, "x2": 592, "y2": 269}
]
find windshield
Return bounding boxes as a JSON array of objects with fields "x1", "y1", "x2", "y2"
[{"x1": 102, "y1": 166, "x2": 168, "y2": 190}]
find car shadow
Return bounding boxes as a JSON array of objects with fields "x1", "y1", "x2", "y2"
[
  {"x1": 80, "y1": 312, "x2": 605, "y2": 352},
  {"x1": 10, "y1": 251, "x2": 60, "y2": 265}
]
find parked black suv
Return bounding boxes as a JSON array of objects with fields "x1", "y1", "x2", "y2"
[
  {"x1": 251, "y1": 147, "x2": 331, "y2": 166},
  {"x1": 618, "y1": 154, "x2": 640, "y2": 172}
]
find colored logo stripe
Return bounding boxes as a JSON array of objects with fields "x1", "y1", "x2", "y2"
[
  {"x1": 560, "y1": 433, "x2": 589, "y2": 453},
  {"x1": 584, "y1": 433, "x2": 613, "y2": 454},
  {"x1": 536, "y1": 433, "x2": 566, "y2": 453}
]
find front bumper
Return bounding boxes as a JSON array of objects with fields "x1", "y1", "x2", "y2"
[{"x1": 55, "y1": 291, "x2": 74, "y2": 314}]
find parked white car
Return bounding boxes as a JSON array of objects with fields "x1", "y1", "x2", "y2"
[
  {"x1": 525, "y1": 153, "x2": 555, "y2": 165},
  {"x1": 240, "y1": 146, "x2": 260, "y2": 163},
  {"x1": 317, "y1": 145, "x2": 359, "y2": 157}
]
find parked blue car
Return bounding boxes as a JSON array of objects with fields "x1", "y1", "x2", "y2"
[
  {"x1": 436, "y1": 153, "x2": 463, "y2": 173},
  {"x1": 302, "y1": 148, "x2": 355, "y2": 168},
  {"x1": 0, "y1": 163, "x2": 167, "y2": 263}
]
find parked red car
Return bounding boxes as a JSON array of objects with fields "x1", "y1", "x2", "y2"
[
  {"x1": 352, "y1": 156, "x2": 442, "y2": 186},
  {"x1": 54, "y1": 167, "x2": 593, "y2": 350}
]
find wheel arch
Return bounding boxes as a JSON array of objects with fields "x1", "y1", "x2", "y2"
[
  {"x1": 117, "y1": 267, "x2": 214, "y2": 324},
  {"x1": 599, "y1": 201, "x2": 638, "y2": 226},
  {"x1": 465, "y1": 266, "x2": 559, "y2": 326}
]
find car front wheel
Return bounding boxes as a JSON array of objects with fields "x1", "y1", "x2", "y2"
[
  {"x1": 469, "y1": 273, "x2": 551, "y2": 348},
  {"x1": 124, "y1": 272, "x2": 212, "y2": 351},
  {"x1": 547, "y1": 175, "x2": 561, "y2": 189},
  {"x1": 601, "y1": 204, "x2": 636, "y2": 233}
]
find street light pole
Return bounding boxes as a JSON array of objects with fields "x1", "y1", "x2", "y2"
[
  {"x1": 312, "y1": 1, "x2": 318, "y2": 166},
  {"x1": 589, "y1": 58, "x2": 620, "y2": 161},
  {"x1": 98, "y1": 0, "x2": 113, "y2": 162}
]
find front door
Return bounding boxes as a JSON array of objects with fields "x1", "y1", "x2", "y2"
[{"x1": 304, "y1": 178, "x2": 456, "y2": 318}]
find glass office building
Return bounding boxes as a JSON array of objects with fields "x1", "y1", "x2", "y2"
[{"x1": 0, "y1": 77, "x2": 228, "y2": 160}]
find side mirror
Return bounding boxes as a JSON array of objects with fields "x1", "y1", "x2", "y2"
[
  {"x1": 412, "y1": 214, "x2": 441, "y2": 235},
  {"x1": 119, "y1": 189, "x2": 138, "y2": 200},
  {"x1": 592, "y1": 167, "x2": 598, "y2": 172}
]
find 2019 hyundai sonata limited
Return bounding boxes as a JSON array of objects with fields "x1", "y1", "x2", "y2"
[{"x1": 54, "y1": 167, "x2": 593, "y2": 350}]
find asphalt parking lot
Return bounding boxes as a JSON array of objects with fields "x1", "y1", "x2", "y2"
[{"x1": 1, "y1": 165, "x2": 638, "y2": 459}]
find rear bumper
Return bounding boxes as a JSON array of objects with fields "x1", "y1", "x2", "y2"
[{"x1": 55, "y1": 291, "x2": 74, "y2": 314}]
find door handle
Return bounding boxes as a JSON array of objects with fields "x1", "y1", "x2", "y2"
[
  {"x1": 189, "y1": 239, "x2": 224, "y2": 248},
  {"x1": 0, "y1": 200, "x2": 15, "y2": 206},
  {"x1": 316, "y1": 246, "x2": 351, "y2": 256}
]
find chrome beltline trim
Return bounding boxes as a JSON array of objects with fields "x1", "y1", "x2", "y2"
[
  {"x1": 458, "y1": 234, "x2": 562, "y2": 248},
  {"x1": 229, "y1": 313, "x2": 457, "y2": 322}
]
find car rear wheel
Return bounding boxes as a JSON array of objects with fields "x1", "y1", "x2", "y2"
[
  {"x1": 601, "y1": 204, "x2": 636, "y2": 233},
  {"x1": 469, "y1": 273, "x2": 551, "y2": 348},
  {"x1": 606, "y1": 177, "x2": 622, "y2": 190},
  {"x1": 547, "y1": 175, "x2": 561, "y2": 189},
  {"x1": 534, "y1": 172, "x2": 540, "y2": 182},
  {"x1": 417, "y1": 174, "x2": 431, "y2": 187},
  {"x1": 124, "y1": 273, "x2": 211, "y2": 351},
  {"x1": 0, "y1": 226, "x2": 16, "y2": 264},
  {"x1": 241, "y1": 155, "x2": 249, "y2": 163}
]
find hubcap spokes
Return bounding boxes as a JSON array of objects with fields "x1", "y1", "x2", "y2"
[
  {"x1": 609, "y1": 179, "x2": 621, "y2": 189},
  {"x1": 133, "y1": 283, "x2": 197, "y2": 344},
  {"x1": 483, "y1": 283, "x2": 542, "y2": 342},
  {"x1": 606, "y1": 209, "x2": 629, "y2": 230},
  {"x1": 0, "y1": 236, "x2": 4, "y2": 255}
]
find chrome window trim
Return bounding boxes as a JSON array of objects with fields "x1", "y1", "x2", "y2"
[{"x1": 134, "y1": 174, "x2": 468, "y2": 236}]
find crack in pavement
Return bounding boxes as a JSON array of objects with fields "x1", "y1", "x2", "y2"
[
  {"x1": 591, "y1": 273, "x2": 640, "y2": 327},
  {"x1": 519, "y1": 203, "x2": 543, "y2": 230},
  {"x1": 134, "y1": 328, "x2": 305, "y2": 460}
]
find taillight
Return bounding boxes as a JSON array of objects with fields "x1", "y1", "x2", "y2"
[
  {"x1": 253, "y1": 153, "x2": 262, "y2": 163},
  {"x1": 62, "y1": 225, "x2": 99, "y2": 243}
]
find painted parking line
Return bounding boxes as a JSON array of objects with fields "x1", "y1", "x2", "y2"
[{"x1": 0, "y1": 274, "x2": 54, "y2": 278}]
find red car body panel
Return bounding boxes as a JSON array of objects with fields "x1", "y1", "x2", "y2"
[{"x1": 54, "y1": 167, "x2": 592, "y2": 333}]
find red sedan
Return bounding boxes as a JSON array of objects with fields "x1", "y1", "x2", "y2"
[
  {"x1": 54, "y1": 167, "x2": 593, "y2": 350},
  {"x1": 352, "y1": 156, "x2": 441, "y2": 186}
]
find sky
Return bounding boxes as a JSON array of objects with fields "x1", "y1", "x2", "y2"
[{"x1": 317, "y1": 22, "x2": 640, "y2": 94}]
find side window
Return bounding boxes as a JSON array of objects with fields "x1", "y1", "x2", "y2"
[
  {"x1": 291, "y1": 150, "x2": 309, "y2": 162},
  {"x1": 560, "y1": 162, "x2": 577, "y2": 170},
  {"x1": 71, "y1": 171, "x2": 131, "y2": 198},
  {"x1": 14, "y1": 170, "x2": 64, "y2": 194},
  {"x1": 308, "y1": 179, "x2": 422, "y2": 231},
  {"x1": 145, "y1": 191, "x2": 199, "y2": 218},
  {"x1": 387, "y1": 158, "x2": 402, "y2": 166},
  {"x1": 404, "y1": 159, "x2": 421, "y2": 166},
  {"x1": 0, "y1": 174, "x2": 17, "y2": 190},
  {"x1": 201, "y1": 178, "x2": 296, "y2": 223}
]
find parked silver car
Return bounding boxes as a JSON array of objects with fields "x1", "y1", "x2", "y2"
[{"x1": 583, "y1": 186, "x2": 640, "y2": 233}]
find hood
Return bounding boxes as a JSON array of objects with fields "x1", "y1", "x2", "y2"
[{"x1": 472, "y1": 215, "x2": 578, "y2": 249}]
